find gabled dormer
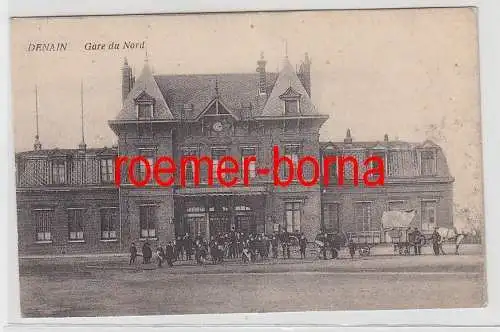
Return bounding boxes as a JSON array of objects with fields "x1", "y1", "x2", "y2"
[
  {"x1": 279, "y1": 86, "x2": 301, "y2": 115},
  {"x1": 134, "y1": 91, "x2": 155, "y2": 120},
  {"x1": 196, "y1": 97, "x2": 238, "y2": 121}
]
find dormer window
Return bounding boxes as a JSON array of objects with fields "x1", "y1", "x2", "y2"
[
  {"x1": 137, "y1": 104, "x2": 153, "y2": 120},
  {"x1": 279, "y1": 87, "x2": 301, "y2": 115},
  {"x1": 134, "y1": 91, "x2": 155, "y2": 120},
  {"x1": 285, "y1": 99, "x2": 299, "y2": 115},
  {"x1": 51, "y1": 159, "x2": 66, "y2": 184},
  {"x1": 420, "y1": 150, "x2": 437, "y2": 176}
]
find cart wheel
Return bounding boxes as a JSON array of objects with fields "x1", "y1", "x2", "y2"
[
  {"x1": 331, "y1": 248, "x2": 339, "y2": 259},
  {"x1": 359, "y1": 247, "x2": 370, "y2": 257}
]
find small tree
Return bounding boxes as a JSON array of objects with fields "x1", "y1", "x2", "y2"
[{"x1": 454, "y1": 204, "x2": 482, "y2": 244}]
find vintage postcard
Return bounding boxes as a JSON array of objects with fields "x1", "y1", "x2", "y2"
[{"x1": 11, "y1": 8, "x2": 486, "y2": 317}]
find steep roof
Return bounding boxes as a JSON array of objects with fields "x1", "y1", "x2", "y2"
[
  {"x1": 16, "y1": 147, "x2": 117, "y2": 158},
  {"x1": 115, "y1": 62, "x2": 174, "y2": 121},
  {"x1": 153, "y1": 72, "x2": 278, "y2": 120},
  {"x1": 261, "y1": 57, "x2": 318, "y2": 116},
  {"x1": 320, "y1": 139, "x2": 441, "y2": 151}
]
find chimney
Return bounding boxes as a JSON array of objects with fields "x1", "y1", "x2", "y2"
[
  {"x1": 122, "y1": 58, "x2": 133, "y2": 102},
  {"x1": 384, "y1": 134, "x2": 389, "y2": 142},
  {"x1": 256, "y1": 52, "x2": 267, "y2": 95},
  {"x1": 297, "y1": 52, "x2": 311, "y2": 97},
  {"x1": 344, "y1": 129, "x2": 353, "y2": 144}
]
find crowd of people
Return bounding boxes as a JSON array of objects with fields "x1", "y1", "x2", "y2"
[
  {"x1": 128, "y1": 226, "x2": 456, "y2": 267},
  {"x1": 129, "y1": 229, "x2": 310, "y2": 267}
]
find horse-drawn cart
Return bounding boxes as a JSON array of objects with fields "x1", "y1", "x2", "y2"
[
  {"x1": 345, "y1": 231, "x2": 382, "y2": 256},
  {"x1": 386, "y1": 227, "x2": 412, "y2": 255},
  {"x1": 382, "y1": 210, "x2": 417, "y2": 255}
]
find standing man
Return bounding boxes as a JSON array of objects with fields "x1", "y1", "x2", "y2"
[
  {"x1": 142, "y1": 242, "x2": 152, "y2": 264},
  {"x1": 281, "y1": 230, "x2": 290, "y2": 259},
  {"x1": 407, "y1": 227, "x2": 415, "y2": 255},
  {"x1": 271, "y1": 233, "x2": 279, "y2": 258},
  {"x1": 299, "y1": 233, "x2": 307, "y2": 259},
  {"x1": 184, "y1": 233, "x2": 193, "y2": 260},
  {"x1": 348, "y1": 238, "x2": 356, "y2": 259},
  {"x1": 413, "y1": 227, "x2": 423, "y2": 256},
  {"x1": 156, "y1": 245, "x2": 165, "y2": 267},
  {"x1": 175, "y1": 236, "x2": 183, "y2": 261},
  {"x1": 165, "y1": 241, "x2": 175, "y2": 267},
  {"x1": 129, "y1": 242, "x2": 137, "y2": 265},
  {"x1": 141, "y1": 242, "x2": 148, "y2": 264},
  {"x1": 431, "y1": 227, "x2": 441, "y2": 256},
  {"x1": 320, "y1": 232, "x2": 328, "y2": 260}
]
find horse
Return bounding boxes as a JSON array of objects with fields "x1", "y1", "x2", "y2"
[{"x1": 435, "y1": 226, "x2": 468, "y2": 255}]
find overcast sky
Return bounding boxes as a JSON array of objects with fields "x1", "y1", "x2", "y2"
[{"x1": 10, "y1": 8, "x2": 482, "y2": 216}]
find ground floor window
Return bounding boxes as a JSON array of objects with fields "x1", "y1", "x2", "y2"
[
  {"x1": 209, "y1": 206, "x2": 230, "y2": 237},
  {"x1": 323, "y1": 203, "x2": 340, "y2": 232},
  {"x1": 34, "y1": 209, "x2": 53, "y2": 242},
  {"x1": 421, "y1": 200, "x2": 437, "y2": 230},
  {"x1": 186, "y1": 206, "x2": 207, "y2": 238},
  {"x1": 100, "y1": 208, "x2": 117, "y2": 240},
  {"x1": 140, "y1": 205, "x2": 157, "y2": 238},
  {"x1": 285, "y1": 202, "x2": 301, "y2": 233},
  {"x1": 354, "y1": 202, "x2": 372, "y2": 232},
  {"x1": 235, "y1": 205, "x2": 255, "y2": 233},
  {"x1": 68, "y1": 208, "x2": 84, "y2": 241}
]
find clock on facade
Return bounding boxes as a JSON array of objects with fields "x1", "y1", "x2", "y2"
[{"x1": 213, "y1": 121, "x2": 223, "y2": 132}]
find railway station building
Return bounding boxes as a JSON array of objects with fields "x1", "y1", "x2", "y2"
[{"x1": 15, "y1": 53, "x2": 455, "y2": 255}]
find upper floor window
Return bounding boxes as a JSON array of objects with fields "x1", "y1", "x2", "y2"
[
  {"x1": 420, "y1": 150, "x2": 436, "y2": 176},
  {"x1": 137, "y1": 104, "x2": 153, "y2": 120},
  {"x1": 211, "y1": 148, "x2": 229, "y2": 182},
  {"x1": 282, "y1": 144, "x2": 300, "y2": 180},
  {"x1": 51, "y1": 160, "x2": 66, "y2": 184},
  {"x1": 132, "y1": 149, "x2": 155, "y2": 185},
  {"x1": 181, "y1": 148, "x2": 198, "y2": 183},
  {"x1": 241, "y1": 147, "x2": 257, "y2": 178},
  {"x1": 322, "y1": 153, "x2": 337, "y2": 181},
  {"x1": 369, "y1": 150, "x2": 386, "y2": 180},
  {"x1": 100, "y1": 158, "x2": 114, "y2": 183}
]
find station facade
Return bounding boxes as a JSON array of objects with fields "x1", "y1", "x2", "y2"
[{"x1": 15, "y1": 53, "x2": 454, "y2": 255}]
